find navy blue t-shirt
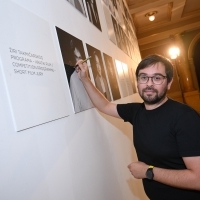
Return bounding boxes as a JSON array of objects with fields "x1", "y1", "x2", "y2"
[{"x1": 117, "y1": 98, "x2": 200, "y2": 200}]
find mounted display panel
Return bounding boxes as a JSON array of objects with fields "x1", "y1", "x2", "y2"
[
  {"x1": 55, "y1": 27, "x2": 93, "y2": 113},
  {"x1": 86, "y1": 44, "x2": 112, "y2": 101},
  {"x1": 0, "y1": 1, "x2": 69, "y2": 131},
  {"x1": 102, "y1": 53, "x2": 121, "y2": 100},
  {"x1": 102, "y1": 0, "x2": 136, "y2": 59}
]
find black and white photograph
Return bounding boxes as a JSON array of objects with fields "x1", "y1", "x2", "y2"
[
  {"x1": 111, "y1": 15, "x2": 120, "y2": 47},
  {"x1": 102, "y1": 0, "x2": 135, "y2": 59},
  {"x1": 123, "y1": 14, "x2": 128, "y2": 34},
  {"x1": 56, "y1": 27, "x2": 93, "y2": 113},
  {"x1": 108, "y1": 0, "x2": 115, "y2": 17},
  {"x1": 111, "y1": 0, "x2": 118, "y2": 17},
  {"x1": 114, "y1": 0, "x2": 124, "y2": 26},
  {"x1": 102, "y1": 0, "x2": 109, "y2": 7},
  {"x1": 115, "y1": 59, "x2": 128, "y2": 97},
  {"x1": 67, "y1": 0, "x2": 86, "y2": 16},
  {"x1": 129, "y1": 67, "x2": 137, "y2": 93},
  {"x1": 85, "y1": 0, "x2": 102, "y2": 31},
  {"x1": 122, "y1": 63, "x2": 134, "y2": 95},
  {"x1": 127, "y1": 24, "x2": 132, "y2": 41},
  {"x1": 122, "y1": 0, "x2": 129, "y2": 20},
  {"x1": 86, "y1": 44, "x2": 111, "y2": 101},
  {"x1": 125, "y1": 35, "x2": 131, "y2": 57},
  {"x1": 102, "y1": 2, "x2": 116, "y2": 44},
  {"x1": 118, "y1": 25, "x2": 127, "y2": 53},
  {"x1": 103, "y1": 53, "x2": 121, "y2": 100}
]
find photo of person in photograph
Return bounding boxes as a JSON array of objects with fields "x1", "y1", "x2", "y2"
[
  {"x1": 125, "y1": 35, "x2": 131, "y2": 57},
  {"x1": 85, "y1": 0, "x2": 102, "y2": 31},
  {"x1": 67, "y1": 0, "x2": 86, "y2": 16},
  {"x1": 103, "y1": 53, "x2": 121, "y2": 100},
  {"x1": 122, "y1": 1, "x2": 129, "y2": 20},
  {"x1": 123, "y1": 14, "x2": 128, "y2": 35},
  {"x1": 86, "y1": 44, "x2": 111, "y2": 101},
  {"x1": 56, "y1": 27, "x2": 93, "y2": 113},
  {"x1": 111, "y1": 15, "x2": 121, "y2": 48},
  {"x1": 118, "y1": 25, "x2": 126, "y2": 53},
  {"x1": 112, "y1": 0, "x2": 120, "y2": 22},
  {"x1": 129, "y1": 67, "x2": 137, "y2": 93},
  {"x1": 108, "y1": 0, "x2": 115, "y2": 17}
]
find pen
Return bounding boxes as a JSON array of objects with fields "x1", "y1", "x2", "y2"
[{"x1": 74, "y1": 56, "x2": 91, "y2": 68}]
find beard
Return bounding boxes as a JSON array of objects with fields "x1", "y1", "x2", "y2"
[{"x1": 139, "y1": 85, "x2": 168, "y2": 105}]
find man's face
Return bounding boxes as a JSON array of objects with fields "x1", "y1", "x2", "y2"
[
  {"x1": 137, "y1": 62, "x2": 172, "y2": 105},
  {"x1": 74, "y1": 47, "x2": 82, "y2": 63},
  {"x1": 95, "y1": 55, "x2": 102, "y2": 76}
]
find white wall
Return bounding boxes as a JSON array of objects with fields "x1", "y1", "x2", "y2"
[{"x1": 0, "y1": 0, "x2": 149, "y2": 200}]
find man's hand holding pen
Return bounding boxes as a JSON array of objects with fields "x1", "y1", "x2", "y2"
[
  {"x1": 74, "y1": 56, "x2": 91, "y2": 69},
  {"x1": 75, "y1": 56, "x2": 91, "y2": 80}
]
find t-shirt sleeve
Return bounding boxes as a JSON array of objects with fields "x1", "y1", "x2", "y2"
[
  {"x1": 175, "y1": 110, "x2": 200, "y2": 157},
  {"x1": 117, "y1": 103, "x2": 141, "y2": 124}
]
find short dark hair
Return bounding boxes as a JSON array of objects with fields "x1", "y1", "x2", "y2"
[{"x1": 136, "y1": 54, "x2": 174, "y2": 83}]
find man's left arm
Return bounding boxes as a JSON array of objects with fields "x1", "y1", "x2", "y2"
[{"x1": 128, "y1": 156, "x2": 200, "y2": 191}]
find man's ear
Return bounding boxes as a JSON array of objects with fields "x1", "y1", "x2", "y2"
[{"x1": 167, "y1": 78, "x2": 173, "y2": 90}]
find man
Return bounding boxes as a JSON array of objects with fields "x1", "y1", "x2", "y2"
[
  {"x1": 93, "y1": 52, "x2": 111, "y2": 101},
  {"x1": 76, "y1": 54, "x2": 200, "y2": 200}
]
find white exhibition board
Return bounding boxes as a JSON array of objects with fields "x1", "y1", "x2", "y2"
[{"x1": 0, "y1": 1, "x2": 69, "y2": 131}]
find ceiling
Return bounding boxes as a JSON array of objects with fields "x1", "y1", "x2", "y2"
[{"x1": 126, "y1": 0, "x2": 200, "y2": 50}]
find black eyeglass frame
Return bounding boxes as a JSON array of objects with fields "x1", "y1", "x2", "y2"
[{"x1": 137, "y1": 74, "x2": 167, "y2": 85}]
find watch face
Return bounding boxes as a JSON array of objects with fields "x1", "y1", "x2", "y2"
[{"x1": 146, "y1": 168, "x2": 154, "y2": 180}]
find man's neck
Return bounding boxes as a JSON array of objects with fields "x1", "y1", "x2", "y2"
[{"x1": 144, "y1": 96, "x2": 168, "y2": 110}]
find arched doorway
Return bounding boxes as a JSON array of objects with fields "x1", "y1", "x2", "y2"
[{"x1": 193, "y1": 40, "x2": 200, "y2": 89}]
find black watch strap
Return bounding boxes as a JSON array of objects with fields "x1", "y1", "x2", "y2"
[{"x1": 146, "y1": 165, "x2": 154, "y2": 180}]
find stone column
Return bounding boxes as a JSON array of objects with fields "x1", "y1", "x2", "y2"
[
  {"x1": 171, "y1": 34, "x2": 200, "y2": 113},
  {"x1": 173, "y1": 34, "x2": 196, "y2": 92},
  {"x1": 188, "y1": 58, "x2": 199, "y2": 90}
]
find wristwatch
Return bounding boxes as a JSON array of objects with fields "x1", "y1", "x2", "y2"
[{"x1": 146, "y1": 165, "x2": 154, "y2": 180}]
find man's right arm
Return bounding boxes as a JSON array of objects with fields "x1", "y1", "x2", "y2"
[{"x1": 76, "y1": 60, "x2": 121, "y2": 118}]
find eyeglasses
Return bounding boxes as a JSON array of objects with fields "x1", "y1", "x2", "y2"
[{"x1": 137, "y1": 74, "x2": 167, "y2": 85}]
